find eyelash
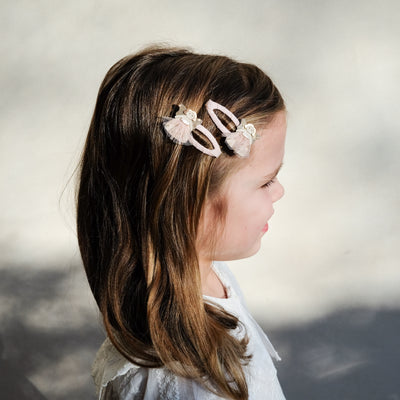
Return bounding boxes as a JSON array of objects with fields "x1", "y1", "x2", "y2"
[{"x1": 262, "y1": 179, "x2": 275, "y2": 188}]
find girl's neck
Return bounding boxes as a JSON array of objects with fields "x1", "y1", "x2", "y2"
[{"x1": 198, "y1": 259, "x2": 227, "y2": 299}]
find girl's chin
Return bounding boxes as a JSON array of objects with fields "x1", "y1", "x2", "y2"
[
  {"x1": 240, "y1": 241, "x2": 263, "y2": 260},
  {"x1": 211, "y1": 236, "x2": 265, "y2": 261}
]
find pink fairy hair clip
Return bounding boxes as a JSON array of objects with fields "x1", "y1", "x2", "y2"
[
  {"x1": 162, "y1": 104, "x2": 222, "y2": 157},
  {"x1": 206, "y1": 100, "x2": 258, "y2": 158}
]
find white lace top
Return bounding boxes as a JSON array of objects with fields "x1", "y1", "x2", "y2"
[{"x1": 92, "y1": 262, "x2": 286, "y2": 399}]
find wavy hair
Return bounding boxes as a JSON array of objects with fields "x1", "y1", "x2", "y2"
[{"x1": 77, "y1": 45, "x2": 285, "y2": 399}]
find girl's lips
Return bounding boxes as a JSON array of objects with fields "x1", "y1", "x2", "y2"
[{"x1": 262, "y1": 223, "x2": 269, "y2": 233}]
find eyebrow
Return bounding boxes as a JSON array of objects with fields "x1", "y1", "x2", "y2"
[{"x1": 263, "y1": 162, "x2": 283, "y2": 180}]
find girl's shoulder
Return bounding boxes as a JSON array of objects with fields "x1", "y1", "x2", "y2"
[
  {"x1": 92, "y1": 338, "x2": 224, "y2": 400},
  {"x1": 92, "y1": 337, "x2": 135, "y2": 398},
  {"x1": 211, "y1": 262, "x2": 281, "y2": 362},
  {"x1": 92, "y1": 262, "x2": 282, "y2": 399}
]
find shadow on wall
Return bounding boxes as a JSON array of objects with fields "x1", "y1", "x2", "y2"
[
  {"x1": 266, "y1": 308, "x2": 400, "y2": 400},
  {"x1": 0, "y1": 343, "x2": 47, "y2": 400},
  {"x1": 0, "y1": 266, "x2": 400, "y2": 400},
  {"x1": 0, "y1": 266, "x2": 104, "y2": 400}
]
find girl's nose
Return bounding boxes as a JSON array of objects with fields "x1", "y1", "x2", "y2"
[{"x1": 272, "y1": 180, "x2": 284, "y2": 203}]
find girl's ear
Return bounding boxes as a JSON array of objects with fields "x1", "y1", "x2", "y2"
[
  {"x1": 196, "y1": 193, "x2": 227, "y2": 261},
  {"x1": 196, "y1": 197, "x2": 217, "y2": 261},
  {"x1": 196, "y1": 198, "x2": 211, "y2": 246}
]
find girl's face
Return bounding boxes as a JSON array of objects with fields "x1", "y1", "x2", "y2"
[{"x1": 198, "y1": 111, "x2": 287, "y2": 263}]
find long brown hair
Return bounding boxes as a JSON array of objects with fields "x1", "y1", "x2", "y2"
[{"x1": 77, "y1": 45, "x2": 284, "y2": 399}]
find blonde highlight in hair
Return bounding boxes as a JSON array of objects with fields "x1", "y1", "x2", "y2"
[{"x1": 77, "y1": 45, "x2": 285, "y2": 399}]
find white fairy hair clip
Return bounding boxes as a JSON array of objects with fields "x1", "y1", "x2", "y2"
[
  {"x1": 163, "y1": 104, "x2": 222, "y2": 157},
  {"x1": 206, "y1": 100, "x2": 258, "y2": 158},
  {"x1": 162, "y1": 100, "x2": 257, "y2": 158}
]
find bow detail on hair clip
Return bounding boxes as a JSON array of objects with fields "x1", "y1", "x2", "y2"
[
  {"x1": 205, "y1": 100, "x2": 258, "y2": 158},
  {"x1": 163, "y1": 104, "x2": 222, "y2": 157}
]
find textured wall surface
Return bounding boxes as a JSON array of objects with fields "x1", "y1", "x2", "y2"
[{"x1": 1, "y1": 0, "x2": 399, "y2": 398}]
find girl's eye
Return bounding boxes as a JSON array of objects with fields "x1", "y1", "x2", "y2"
[{"x1": 262, "y1": 179, "x2": 275, "y2": 188}]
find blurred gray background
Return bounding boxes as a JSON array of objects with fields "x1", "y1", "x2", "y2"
[{"x1": 1, "y1": 0, "x2": 399, "y2": 399}]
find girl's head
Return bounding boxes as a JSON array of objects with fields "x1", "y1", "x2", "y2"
[{"x1": 77, "y1": 45, "x2": 285, "y2": 399}]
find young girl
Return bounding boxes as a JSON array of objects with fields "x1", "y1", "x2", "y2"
[{"x1": 77, "y1": 45, "x2": 287, "y2": 400}]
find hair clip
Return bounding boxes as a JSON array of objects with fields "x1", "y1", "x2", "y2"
[
  {"x1": 163, "y1": 104, "x2": 222, "y2": 157},
  {"x1": 225, "y1": 120, "x2": 257, "y2": 158},
  {"x1": 206, "y1": 100, "x2": 258, "y2": 158},
  {"x1": 162, "y1": 101, "x2": 258, "y2": 158}
]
